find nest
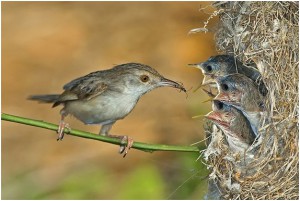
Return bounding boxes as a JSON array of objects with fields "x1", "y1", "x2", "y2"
[{"x1": 197, "y1": 2, "x2": 299, "y2": 199}]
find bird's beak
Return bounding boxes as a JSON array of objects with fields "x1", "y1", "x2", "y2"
[
  {"x1": 188, "y1": 63, "x2": 216, "y2": 86},
  {"x1": 202, "y1": 75, "x2": 216, "y2": 86},
  {"x1": 214, "y1": 92, "x2": 241, "y2": 107},
  {"x1": 205, "y1": 111, "x2": 230, "y2": 128},
  {"x1": 159, "y1": 77, "x2": 186, "y2": 92},
  {"x1": 188, "y1": 63, "x2": 207, "y2": 75},
  {"x1": 202, "y1": 97, "x2": 214, "y2": 103},
  {"x1": 188, "y1": 63, "x2": 203, "y2": 69}
]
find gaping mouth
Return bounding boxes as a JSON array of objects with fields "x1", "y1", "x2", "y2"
[
  {"x1": 214, "y1": 93, "x2": 241, "y2": 107},
  {"x1": 188, "y1": 63, "x2": 216, "y2": 86},
  {"x1": 159, "y1": 77, "x2": 186, "y2": 92},
  {"x1": 205, "y1": 111, "x2": 230, "y2": 128}
]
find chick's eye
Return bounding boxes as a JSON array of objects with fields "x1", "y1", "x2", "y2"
[
  {"x1": 216, "y1": 101, "x2": 224, "y2": 110},
  {"x1": 206, "y1": 65, "x2": 213, "y2": 72},
  {"x1": 221, "y1": 83, "x2": 229, "y2": 91},
  {"x1": 140, "y1": 75, "x2": 149, "y2": 82}
]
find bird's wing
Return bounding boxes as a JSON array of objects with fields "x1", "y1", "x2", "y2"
[
  {"x1": 66, "y1": 79, "x2": 108, "y2": 100},
  {"x1": 53, "y1": 72, "x2": 108, "y2": 107},
  {"x1": 65, "y1": 72, "x2": 108, "y2": 100}
]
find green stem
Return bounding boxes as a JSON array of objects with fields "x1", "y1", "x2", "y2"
[{"x1": 2, "y1": 113, "x2": 200, "y2": 153}]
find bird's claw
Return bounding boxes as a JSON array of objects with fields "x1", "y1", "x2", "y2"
[
  {"x1": 57, "y1": 120, "x2": 70, "y2": 141},
  {"x1": 119, "y1": 136, "x2": 134, "y2": 158}
]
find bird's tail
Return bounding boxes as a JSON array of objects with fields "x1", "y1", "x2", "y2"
[{"x1": 28, "y1": 94, "x2": 60, "y2": 103}]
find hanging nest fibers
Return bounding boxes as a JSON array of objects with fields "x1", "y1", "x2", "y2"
[{"x1": 194, "y1": 2, "x2": 298, "y2": 199}]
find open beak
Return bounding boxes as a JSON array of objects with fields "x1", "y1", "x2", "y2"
[
  {"x1": 202, "y1": 87, "x2": 216, "y2": 98},
  {"x1": 205, "y1": 111, "x2": 230, "y2": 128},
  {"x1": 202, "y1": 97, "x2": 214, "y2": 103},
  {"x1": 188, "y1": 63, "x2": 207, "y2": 76},
  {"x1": 189, "y1": 63, "x2": 216, "y2": 86},
  {"x1": 159, "y1": 77, "x2": 186, "y2": 92},
  {"x1": 214, "y1": 92, "x2": 241, "y2": 107}
]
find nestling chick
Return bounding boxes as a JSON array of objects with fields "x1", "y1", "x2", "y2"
[
  {"x1": 189, "y1": 55, "x2": 267, "y2": 96},
  {"x1": 29, "y1": 63, "x2": 186, "y2": 157},
  {"x1": 205, "y1": 100, "x2": 256, "y2": 152},
  {"x1": 214, "y1": 74, "x2": 264, "y2": 136}
]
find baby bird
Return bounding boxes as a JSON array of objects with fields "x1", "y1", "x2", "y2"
[
  {"x1": 189, "y1": 55, "x2": 267, "y2": 96},
  {"x1": 205, "y1": 100, "x2": 256, "y2": 152},
  {"x1": 214, "y1": 74, "x2": 264, "y2": 136},
  {"x1": 29, "y1": 63, "x2": 186, "y2": 157}
]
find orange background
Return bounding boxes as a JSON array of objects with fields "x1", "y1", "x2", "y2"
[{"x1": 2, "y1": 2, "x2": 217, "y2": 199}]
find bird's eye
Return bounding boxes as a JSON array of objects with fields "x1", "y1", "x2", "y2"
[
  {"x1": 140, "y1": 75, "x2": 149, "y2": 82},
  {"x1": 221, "y1": 83, "x2": 229, "y2": 91},
  {"x1": 216, "y1": 101, "x2": 224, "y2": 110},
  {"x1": 206, "y1": 65, "x2": 213, "y2": 72}
]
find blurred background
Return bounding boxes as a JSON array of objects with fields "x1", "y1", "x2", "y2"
[{"x1": 2, "y1": 1, "x2": 218, "y2": 199}]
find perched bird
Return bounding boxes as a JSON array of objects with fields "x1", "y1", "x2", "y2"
[
  {"x1": 214, "y1": 74, "x2": 264, "y2": 136},
  {"x1": 29, "y1": 63, "x2": 186, "y2": 157},
  {"x1": 205, "y1": 100, "x2": 256, "y2": 152},
  {"x1": 189, "y1": 55, "x2": 267, "y2": 96}
]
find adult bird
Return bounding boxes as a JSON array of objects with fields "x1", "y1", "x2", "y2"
[{"x1": 29, "y1": 63, "x2": 186, "y2": 157}]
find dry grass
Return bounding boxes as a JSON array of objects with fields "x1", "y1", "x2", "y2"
[{"x1": 197, "y1": 2, "x2": 298, "y2": 199}]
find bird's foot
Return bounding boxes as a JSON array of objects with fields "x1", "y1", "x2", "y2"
[
  {"x1": 119, "y1": 136, "x2": 134, "y2": 158},
  {"x1": 107, "y1": 134, "x2": 134, "y2": 157},
  {"x1": 57, "y1": 120, "x2": 70, "y2": 141}
]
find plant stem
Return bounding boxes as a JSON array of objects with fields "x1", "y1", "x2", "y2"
[{"x1": 2, "y1": 113, "x2": 201, "y2": 153}]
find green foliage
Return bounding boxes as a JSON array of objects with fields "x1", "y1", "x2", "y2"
[
  {"x1": 2, "y1": 153, "x2": 209, "y2": 199},
  {"x1": 167, "y1": 153, "x2": 209, "y2": 199},
  {"x1": 118, "y1": 165, "x2": 166, "y2": 199},
  {"x1": 53, "y1": 168, "x2": 113, "y2": 199}
]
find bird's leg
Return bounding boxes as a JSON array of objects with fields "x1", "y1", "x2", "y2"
[
  {"x1": 57, "y1": 110, "x2": 70, "y2": 141},
  {"x1": 119, "y1": 136, "x2": 134, "y2": 157},
  {"x1": 99, "y1": 123, "x2": 134, "y2": 157},
  {"x1": 99, "y1": 123, "x2": 114, "y2": 135}
]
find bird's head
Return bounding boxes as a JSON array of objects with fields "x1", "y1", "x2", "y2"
[
  {"x1": 188, "y1": 55, "x2": 238, "y2": 86},
  {"x1": 113, "y1": 63, "x2": 186, "y2": 96},
  {"x1": 214, "y1": 74, "x2": 263, "y2": 112},
  {"x1": 214, "y1": 74, "x2": 243, "y2": 108},
  {"x1": 205, "y1": 100, "x2": 254, "y2": 143},
  {"x1": 205, "y1": 100, "x2": 237, "y2": 133}
]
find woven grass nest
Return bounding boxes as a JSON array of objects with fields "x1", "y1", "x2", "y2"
[{"x1": 195, "y1": 2, "x2": 298, "y2": 199}]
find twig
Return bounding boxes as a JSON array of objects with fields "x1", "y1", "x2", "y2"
[{"x1": 1, "y1": 113, "x2": 201, "y2": 153}]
